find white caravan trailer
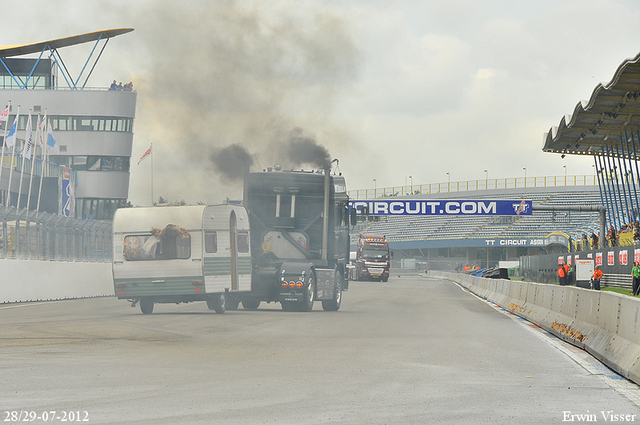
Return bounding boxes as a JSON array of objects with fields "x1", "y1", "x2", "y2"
[{"x1": 112, "y1": 204, "x2": 251, "y2": 314}]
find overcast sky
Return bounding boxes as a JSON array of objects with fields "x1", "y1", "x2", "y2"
[{"x1": 2, "y1": 0, "x2": 640, "y2": 205}]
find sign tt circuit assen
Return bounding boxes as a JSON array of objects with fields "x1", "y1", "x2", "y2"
[{"x1": 349, "y1": 199, "x2": 532, "y2": 216}]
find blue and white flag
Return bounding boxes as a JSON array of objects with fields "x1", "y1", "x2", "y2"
[
  {"x1": 46, "y1": 119, "x2": 59, "y2": 154},
  {"x1": 5, "y1": 112, "x2": 18, "y2": 147}
]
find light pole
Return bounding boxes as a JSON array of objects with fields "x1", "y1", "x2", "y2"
[
  {"x1": 373, "y1": 178, "x2": 376, "y2": 198},
  {"x1": 523, "y1": 167, "x2": 526, "y2": 187},
  {"x1": 446, "y1": 172, "x2": 450, "y2": 192}
]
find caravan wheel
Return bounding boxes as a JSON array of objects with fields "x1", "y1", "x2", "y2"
[
  {"x1": 140, "y1": 298, "x2": 154, "y2": 315},
  {"x1": 206, "y1": 294, "x2": 227, "y2": 314}
]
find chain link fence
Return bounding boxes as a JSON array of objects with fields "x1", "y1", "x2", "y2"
[{"x1": 0, "y1": 207, "x2": 112, "y2": 262}]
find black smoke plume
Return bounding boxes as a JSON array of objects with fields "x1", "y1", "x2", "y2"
[
  {"x1": 210, "y1": 144, "x2": 254, "y2": 182},
  {"x1": 286, "y1": 128, "x2": 332, "y2": 169}
]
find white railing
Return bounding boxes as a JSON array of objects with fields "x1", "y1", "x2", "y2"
[{"x1": 348, "y1": 175, "x2": 597, "y2": 199}]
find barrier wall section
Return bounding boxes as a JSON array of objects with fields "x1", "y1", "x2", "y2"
[{"x1": 429, "y1": 271, "x2": 640, "y2": 386}]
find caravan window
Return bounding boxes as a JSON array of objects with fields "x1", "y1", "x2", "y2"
[
  {"x1": 123, "y1": 227, "x2": 191, "y2": 261},
  {"x1": 205, "y1": 231, "x2": 217, "y2": 253},
  {"x1": 123, "y1": 235, "x2": 160, "y2": 261},
  {"x1": 237, "y1": 232, "x2": 249, "y2": 253}
]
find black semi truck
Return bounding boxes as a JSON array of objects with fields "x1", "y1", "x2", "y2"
[{"x1": 234, "y1": 167, "x2": 351, "y2": 312}]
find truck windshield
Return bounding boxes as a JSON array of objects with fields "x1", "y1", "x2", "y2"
[{"x1": 362, "y1": 248, "x2": 388, "y2": 259}]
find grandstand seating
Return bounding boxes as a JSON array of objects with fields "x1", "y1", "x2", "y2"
[{"x1": 351, "y1": 186, "x2": 604, "y2": 244}]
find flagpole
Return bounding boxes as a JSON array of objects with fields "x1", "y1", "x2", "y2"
[
  {"x1": 36, "y1": 110, "x2": 47, "y2": 213},
  {"x1": 17, "y1": 109, "x2": 32, "y2": 210},
  {"x1": 6, "y1": 105, "x2": 20, "y2": 210},
  {"x1": 26, "y1": 113, "x2": 40, "y2": 211},
  {"x1": 0, "y1": 101, "x2": 11, "y2": 206},
  {"x1": 151, "y1": 142, "x2": 154, "y2": 206}
]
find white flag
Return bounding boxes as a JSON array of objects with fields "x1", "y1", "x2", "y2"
[
  {"x1": 23, "y1": 111, "x2": 33, "y2": 160},
  {"x1": 47, "y1": 119, "x2": 59, "y2": 154},
  {"x1": 5, "y1": 112, "x2": 18, "y2": 147}
]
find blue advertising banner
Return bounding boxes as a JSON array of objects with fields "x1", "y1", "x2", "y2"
[{"x1": 349, "y1": 199, "x2": 532, "y2": 216}]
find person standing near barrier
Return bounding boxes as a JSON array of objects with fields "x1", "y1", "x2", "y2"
[
  {"x1": 632, "y1": 262, "x2": 640, "y2": 296},
  {"x1": 592, "y1": 265, "x2": 603, "y2": 290},
  {"x1": 558, "y1": 262, "x2": 568, "y2": 286}
]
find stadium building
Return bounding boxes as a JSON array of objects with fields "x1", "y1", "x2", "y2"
[
  {"x1": 349, "y1": 178, "x2": 602, "y2": 271},
  {"x1": 0, "y1": 28, "x2": 136, "y2": 220}
]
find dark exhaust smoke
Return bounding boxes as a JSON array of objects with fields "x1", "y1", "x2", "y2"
[
  {"x1": 210, "y1": 144, "x2": 254, "y2": 182},
  {"x1": 286, "y1": 128, "x2": 331, "y2": 169}
]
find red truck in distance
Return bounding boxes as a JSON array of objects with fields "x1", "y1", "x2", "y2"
[{"x1": 353, "y1": 233, "x2": 391, "y2": 282}]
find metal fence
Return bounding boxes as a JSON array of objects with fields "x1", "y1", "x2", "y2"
[
  {"x1": 349, "y1": 174, "x2": 598, "y2": 199},
  {"x1": 0, "y1": 206, "x2": 112, "y2": 262}
]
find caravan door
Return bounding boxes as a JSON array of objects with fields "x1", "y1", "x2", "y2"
[{"x1": 230, "y1": 210, "x2": 239, "y2": 291}]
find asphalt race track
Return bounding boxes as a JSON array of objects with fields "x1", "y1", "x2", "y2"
[{"x1": 1, "y1": 275, "x2": 639, "y2": 424}]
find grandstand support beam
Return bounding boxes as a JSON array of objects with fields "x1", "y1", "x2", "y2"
[{"x1": 533, "y1": 205, "x2": 606, "y2": 248}]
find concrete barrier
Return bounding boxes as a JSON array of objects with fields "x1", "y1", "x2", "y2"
[
  {"x1": 430, "y1": 271, "x2": 640, "y2": 386},
  {"x1": 0, "y1": 259, "x2": 112, "y2": 303}
]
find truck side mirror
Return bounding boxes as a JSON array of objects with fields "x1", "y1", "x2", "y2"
[{"x1": 350, "y1": 207, "x2": 357, "y2": 226}]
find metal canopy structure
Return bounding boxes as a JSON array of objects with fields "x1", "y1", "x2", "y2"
[
  {"x1": 543, "y1": 51, "x2": 640, "y2": 232},
  {"x1": 543, "y1": 51, "x2": 640, "y2": 157},
  {"x1": 0, "y1": 28, "x2": 134, "y2": 90}
]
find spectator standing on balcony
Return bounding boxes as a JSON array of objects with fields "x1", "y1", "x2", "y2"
[
  {"x1": 633, "y1": 262, "x2": 640, "y2": 296},
  {"x1": 109, "y1": 80, "x2": 118, "y2": 90},
  {"x1": 591, "y1": 231, "x2": 599, "y2": 249},
  {"x1": 592, "y1": 265, "x2": 603, "y2": 291}
]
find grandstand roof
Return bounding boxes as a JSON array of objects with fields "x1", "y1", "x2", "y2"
[
  {"x1": 542, "y1": 51, "x2": 640, "y2": 158},
  {"x1": 0, "y1": 28, "x2": 134, "y2": 57}
]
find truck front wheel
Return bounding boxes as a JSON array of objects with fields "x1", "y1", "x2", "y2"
[
  {"x1": 242, "y1": 300, "x2": 260, "y2": 310},
  {"x1": 227, "y1": 298, "x2": 240, "y2": 310},
  {"x1": 322, "y1": 270, "x2": 342, "y2": 311}
]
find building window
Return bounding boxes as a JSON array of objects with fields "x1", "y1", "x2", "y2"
[
  {"x1": 50, "y1": 156, "x2": 130, "y2": 172},
  {"x1": 76, "y1": 198, "x2": 127, "y2": 220},
  {"x1": 48, "y1": 115, "x2": 133, "y2": 133}
]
